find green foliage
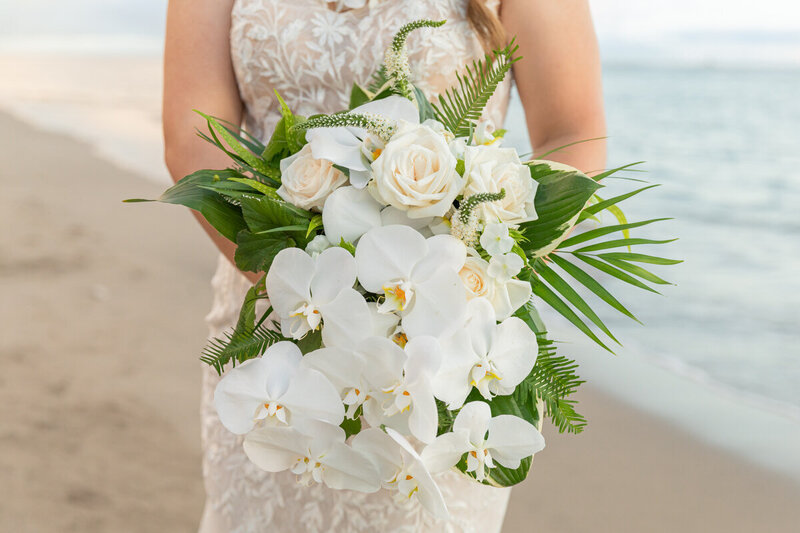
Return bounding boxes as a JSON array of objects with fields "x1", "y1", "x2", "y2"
[
  {"x1": 413, "y1": 86, "x2": 437, "y2": 122},
  {"x1": 432, "y1": 39, "x2": 519, "y2": 137},
  {"x1": 143, "y1": 169, "x2": 248, "y2": 242},
  {"x1": 261, "y1": 92, "x2": 308, "y2": 168},
  {"x1": 517, "y1": 162, "x2": 602, "y2": 258}
]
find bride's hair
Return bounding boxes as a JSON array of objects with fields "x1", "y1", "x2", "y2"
[{"x1": 467, "y1": 0, "x2": 507, "y2": 52}]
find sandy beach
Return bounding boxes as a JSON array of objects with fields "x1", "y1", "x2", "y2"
[{"x1": 1, "y1": 111, "x2": 798, "y2": 532}]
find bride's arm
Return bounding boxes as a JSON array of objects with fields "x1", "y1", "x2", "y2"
[
  {"x1": 500, "y1": 0, "x2": 607, "y2": 174},
  {"x1": 163, "y1": 0, "x2": 259, "y2": 283}
]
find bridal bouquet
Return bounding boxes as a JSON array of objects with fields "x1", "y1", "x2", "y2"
[{"x1": 130, "y1": 20, "x2": 678, "y2": 518}]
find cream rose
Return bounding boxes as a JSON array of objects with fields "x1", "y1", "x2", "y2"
[
  {"x1": 277, "y1": 144, "x2": 348, "y2": 211},
  {"x1": 459, "y1": 250, "x2": 532, "y2": 320},
  {"x1": 463, "y1": 146, "x2": 538, "y2": 225},
  {"x1": 369, "y1": 123, "x2": 463, "y2": 219}
]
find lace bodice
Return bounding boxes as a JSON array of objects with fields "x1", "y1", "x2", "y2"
[{"x1": 199, "y1": 1, "x2": 514, "y2": 532}]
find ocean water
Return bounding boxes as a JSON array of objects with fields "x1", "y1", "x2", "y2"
[{"x1": 507, "y1": 65, "x2": 800, "y2": 420}]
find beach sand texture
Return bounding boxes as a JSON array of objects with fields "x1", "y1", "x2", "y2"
[{"x1": 1, "y1": 112, "x2": 799, "y2": 532}]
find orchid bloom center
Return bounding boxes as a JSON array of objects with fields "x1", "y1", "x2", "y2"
[
  {"x1": 379, "y1": 279, "x2": 414, "y2": 313},
  {"x1": 342, "y1": 386, "x2": 368, "y2": 418},
  {"x1": 381, "y1": 380, "x2": 413, "y2": 416},
  {"x1": 389, "y1": 466, "x2": 419, "y2": 501},
  {"x1": 291, "y1": 454, "x2": 325, "y2": 486},
  {"x1": 470, "y1": 357, "x2": 503, "y2": 400},
  {"x1": 289, "y1": 302, "x2": 322, "y2": 330},
  {"x1": 466, "y1": 443, "x2": 495, "y2": 481},
  {"x1": 255, "y1": 401, "x2": 288, "y2": 425}
]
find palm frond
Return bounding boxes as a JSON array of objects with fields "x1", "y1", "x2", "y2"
[{"x1": 432, "y1": 39, "x2": 520, "y2": 137}]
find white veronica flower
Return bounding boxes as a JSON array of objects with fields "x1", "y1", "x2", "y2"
[
  {"x1": 458, "y1": 251, "x2": 532, "y2": 320},
  {"x1": 463, "y1": 145, "x2": 538, "y2": 225},
  {"x1": 355, "y1": 225, "x2": 467, "y2": 339},
  {"x1": 277, "y1": 143, "x2": 347, "y2": 211},
  {"x1": 369, "y1": 122, "x2": 464, "y2": 219},
  {"x1": 487, "y1": 252, "x2": 524, "y2": 283},
  {"x1": 479, "y1": 222, "x2": 515, "y2": 257},
  {"x1": 421, "y1": 401, "x2": 545, "y2": 482},
  {"x1": 306, "y1": 96, "x2": 419, "y2": 187},
  {"x1": 434, "y1": 298, "x2": 538, "y2": 409},
  {"x1": 265, "y1": 246, "x2": 370, "y2": 346},
  {"x1": 213, "y1": 342, "x2": 344, "y2": 434},
  {"x1": 243, "y1": 418, "x2": 381, "y2": 493},
  {"x1": 352, "y1": 428, "x2": 448, "y2": 519},
  {"x1": 360, "y1": 336, "x2": 442, "y2": 444}
]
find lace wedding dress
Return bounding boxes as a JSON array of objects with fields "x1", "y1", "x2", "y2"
[{"x1": 200, "y1": 1, "x2": 513, "y2": 531}]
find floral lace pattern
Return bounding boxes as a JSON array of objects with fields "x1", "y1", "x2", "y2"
[{"x1": 200, "y1": 1, "x2": 513, "y2": 531}]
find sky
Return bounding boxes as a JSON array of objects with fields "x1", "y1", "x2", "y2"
[{"x1": 1, "y1": 0, "x2": 799, "y2": 64}]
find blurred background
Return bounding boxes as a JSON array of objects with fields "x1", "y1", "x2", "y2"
[{"x1": 1, "y1": 1, "x2": 798, "y2": 531}]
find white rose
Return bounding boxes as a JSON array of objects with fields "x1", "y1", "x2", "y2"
[
  {"x1": 463, "y1": 146, "x2": 538, "y2": 225},
  {"x1": 458, "y1": 250, "x2": 532, "y2": 320},
  {"x1": 277, "y1": 144, "x2": 348, "y2": 211},
  {"x1": 369, "y1": 123, "x2": 464, "y2": 219}
]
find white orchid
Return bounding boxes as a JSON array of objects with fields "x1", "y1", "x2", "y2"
[
  {"x1": 302, "y1": 346, "x2": 371, "y2": 418},
  {"x1": 434, "y1": 298, "x2": 538, "y2": 409},
  {"x1": 306, "y1": 95, "x2": 419, "y2": 188},
  {"x1": 321, "y1": 186, "x2": 383, "y2": 246},
  {"x1": 479, "y1": 222, "x2": 514, "y2": 257},
  {"x1": 243, "y1": 418, "x2": 381, "y2": 493},
  {"x1": 265, "y1": 246, "x2": 371, "y2": 346},
  {"x1": 355, "y1": 225, "x2": 468, "y2": 339},
  {"x1": 360, "y1": 336, "x2": 442, "y2": 443},
  {"x1": 352, "y1": 428, "x2": 449, "y2": 519},
  {"x1": 213, "y1": 342, "x2": 344, "y2": 434},
  {"x1": 421, "y1": 402, "x2": 545, "y2": 482}
]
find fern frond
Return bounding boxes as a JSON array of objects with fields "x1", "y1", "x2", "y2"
[
  {"x1": 517, "y1": 336, "x2": 588, "y2": 434},
  {"x1": 367, "y1": 65, "x2": 390, "y2": 93},
  {"x1": 432, "y1": 39, "x2": 520, "y2": 137},
  {"x1": 200, "y1": 324, "x2": 283, "y2": 375}
]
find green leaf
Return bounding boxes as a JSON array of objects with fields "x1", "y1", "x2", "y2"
[
  {"x1": 340, "y1": 415, "x2": 362, "y2": 439},
  {"x1": 234, "y1": 229, "x2": 295, "y2": 273},
  {"x1": 306, "y1": 214, "x2": 323, "y2": 237},
  {"x1": 413, "y1": 86, "x2": 437, "y2": 122},
  {"x1": 239, "y1": 195, "x2": 312, "y2": 234},
  {"x1": 156, "y1": 169, "x2": 247, "y2": 242},
  {"x1": 534, "y1": 259, "x2": 619, "y2": 344},
  {"x1": 577, "y1": 184, "x2": 659, "y2": 223},
  {"x1": 432, "y1": 39, "x2": 520, "y2": 137},
  {"x1": 228, "y1": 177, "x2": 280, "y2": 199},
  {"x1": 559, "y1": 218, "x2": 671, "y2": 248},
  {"x1": 590, "y1": 162, "x2": 646, "y2": 182},
  {"x1": 601, "y1": 257, "x2": 672, "y2": 285},
  {"x1": 518, "y1": 162, "x2": 602, "y2": 257},
  {"x1": 548, "y1": 254, "x2": 639, "y2": 323},
  {"x1": 349, "y1": 83, "x2": 372, "y2": 109},
  {"x1": 200, "y1": 322, "x2": 282, "y2": 375},
  {"x1": 573, "y1": 253, "x2": 660, "y2": 294},
  {"x1": 197, "y1": 111, "x2": 272, "y2": 175},
  {"x1": 338, "y1": 238, "x2": 356, "y2": 255},
  {"x1": 574, "y1": 237, "x2": 677, "y2": 253},
  {"x1": 296, "y1": 329, "x2": 322, "y2": 354},
  {"x1": 596, "y1": 252, "x2": 682, "y2": 265},
  {"x1": 529, "y1": 274, "x2": 614, "y2": 352}
]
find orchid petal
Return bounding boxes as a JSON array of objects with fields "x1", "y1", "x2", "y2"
[
  {"x1": 322, "y1": 186, "x2": 382, "y2": 245},
  {"x1": 349, "y1": 169, "x2": 371, "y2": 189},
  {"x1": 351, "y1": 428, "x2": 403, "y2": 481},
  {"x1": 402, "y1": 269, "x2": 466, "y2": 339},
  {"x1": 242, "y1": 425, "x2": 307, "y2": 472},
  {"x1": 385, "y1": 429, "x2": 449, "y2": 520},
  {"x1": 262, "y1": 341, "x2": 303, "y2": 400},
  {"x1": 359, "y1": 336, "x2": 407, "y2": 389},
  {"x1": 310, "y1": 247, "x2": 357, "y2": 304},
  {"x1": 280, "y1": 366, "x2": 344, "y2": 426},
  {"x1": 352, "y1": 95, "x2": 420, "y2": 125},
  {"x1": 367, "y1": 302, "x2": 400, "y2": 337},
  {"x1": 489, "y1": 318, "x2": 538, "y2": 394},
  {"x1": 319, "y1": 288, "x2": 373, "y2": 348},
  {"x1": 412, "y1": 234, "x2": 466, "y2": 282},
  {"x1": 380, "y1": 206, "x2": 434, "y2": 231},
  {"x1": 462, "y1": 298, "x2": 496, "y2": 359},
  {"x1": 491, "y1": 279, "x2": 532, "y2": 320},
  {"x1": 307, "y1": 127, "x2": 367, "y2": 171},
  {"x1": 432, "y1": 334, "x2": 476, "y2": 409},
  {"x1": 485, "y1": 415, "x2": 546, "y2": 469},
  {"x1": 265, "y1": 248, "x2": 314, "y2": 317},
  {"x1": 421, "y1": 431, "x2": 470, "y2": 474},
  {"x1": 213, "y1": 357, "x2": 271, "y2": 435},
  {"x1": 319, "y1": 442, "x2": 382, "y2": 493},
  {"x1": 355, "y1": 225, "x2": 427, "y2": 293},
  {"x1": 301, "y1": 347, "x2": 365, "y2": 395},
  {"x1": 406, "y1": 379, "x2": 438, "y2": 444},
  {"x1": 452, "y1": 401, "x2": 492, "y2": 444}
]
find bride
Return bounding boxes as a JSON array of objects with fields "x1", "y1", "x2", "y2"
[{"x1": 163, "y1": 0, "x2": 605, "y2": 531}]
